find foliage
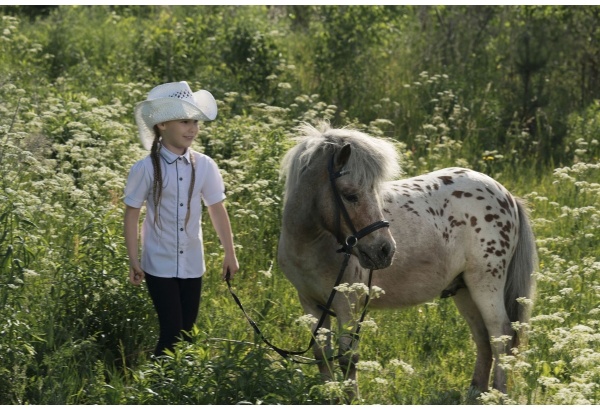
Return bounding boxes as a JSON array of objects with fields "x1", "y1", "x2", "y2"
[{"x1": 0, "y1": 5, "x2": 599, "y2": 405}]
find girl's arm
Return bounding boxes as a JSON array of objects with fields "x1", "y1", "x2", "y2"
[
  {"x1": 207, "y1": 201, "x2": 239, "y2": 280},
  {"x1": 124, "y1": 205, "x2": 145, "y2": 285}
]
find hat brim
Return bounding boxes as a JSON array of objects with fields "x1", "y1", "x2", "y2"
[{"x1": 134, "y1": 89, "x2": 217, "y2": 150}]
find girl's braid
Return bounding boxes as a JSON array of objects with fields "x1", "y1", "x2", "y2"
[
  {"x1": 185, "y1": 151, "x2": 196, "y2": 229},
  {"x1": 151, "y1": 127, "x2": 163, "y2": 228}
]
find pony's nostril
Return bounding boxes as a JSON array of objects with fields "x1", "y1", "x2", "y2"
[{"x1": 380, "y1": 242, "x2": 392, "y2": 258}]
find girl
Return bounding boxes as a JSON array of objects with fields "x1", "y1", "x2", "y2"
[{"x1": 123, "y1": 81, "x2": 239, "y2": 356}]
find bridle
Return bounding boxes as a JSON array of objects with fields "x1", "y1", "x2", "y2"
[
  {"x1": 226, "y1": 151, "x2": 390, "y2": 363},
  {"x1": 327, "y1": 154, "x2": 391, "y2": 254}
]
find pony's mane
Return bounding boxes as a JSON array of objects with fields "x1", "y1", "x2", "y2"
[{"x1": 281, "y1": 122, "x2": 401, "y2": 199}]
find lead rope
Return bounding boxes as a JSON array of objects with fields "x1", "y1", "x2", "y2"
[
  {"x1": 225, "y1": 256, "x2": 373, "y2": 364},
  {"x1": 226, "y1": 151, "x2": 385, "y2": 364}
]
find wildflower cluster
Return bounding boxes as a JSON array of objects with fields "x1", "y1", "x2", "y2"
[{"x1": 510, "y1": 157, "x2": 600, "y2": 405}]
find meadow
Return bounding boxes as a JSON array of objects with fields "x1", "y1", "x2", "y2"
[{"x1": 0, "y1": 6, "x2": 599, "y2": 404}]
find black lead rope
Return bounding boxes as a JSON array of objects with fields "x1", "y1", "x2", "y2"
[
  {"x1": 226, "y1": 152, "x2": 386, "y2": 364},
  {"x1": 225, "y1": 255, "x2": 371, "y2": 364}
]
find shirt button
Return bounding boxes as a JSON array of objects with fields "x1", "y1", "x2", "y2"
[
  {"x1": 180, "y1": 250, "x2": 183, "y2": 254},
  {"x1": 178, "y1": 157, "x2": 182, "y2": 161},
  {"x1": 180, "y1": 228, "x2": 183, "y2": 231},
  {"x1": 180, "y1": 203, "x2": 184, "y2": 206},
  {"x1": 179, "y1": 177, "x2": 183, "y2": 181}
]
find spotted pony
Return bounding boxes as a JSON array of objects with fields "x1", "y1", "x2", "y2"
[{"x1": 278, "y1": 123, "x2": 537, "y2": 398}]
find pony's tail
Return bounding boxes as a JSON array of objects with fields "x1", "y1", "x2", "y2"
[{"x1": 504, "y1": 198, "x2": 538, "y2": 347}]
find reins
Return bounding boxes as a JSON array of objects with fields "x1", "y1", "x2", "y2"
[
  {"x1": 226, "y1": 152, "x2": 390, "y2": 364},
  {"x1": 327, "y1": 155, "x2": 390, "y2": 254},
  {"x1": 225, "y1": 254, "x2": 372, "y2": 364}
]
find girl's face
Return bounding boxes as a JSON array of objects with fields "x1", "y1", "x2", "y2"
[{"x1": 156, "y1": 119, "x2": 199, "y2": 155}]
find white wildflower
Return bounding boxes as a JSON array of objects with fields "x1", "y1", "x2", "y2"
[
  {"x1": 334, "y1": 283, "x2": 350, "y2": 293},
  {"x1": 342, "y1": 379, "x2": 357, "y2": 390},
  {"x1": 295, "y1": 314, "x2": 317, "y2": 328},
  {"x1": 315, "y1": 328, "x2": 330, "y2": 344},
  {"x1": 348, "y1": 282, "x2": 369, "y2": 295},
  {"x1": 374, "y1": 377, "x2": 388, "y2": 385},
  {"x1": 323, "y1": 381, "x2": 344, "y2": 396},
  {"x1": 478, "y1": 389, "x2": 516, "y2": 405},
  {"x1": 259, "y1": 261, "x2": 273, "y2": 278},
  {"x1": 389, "y1": 359, "x2": 415, "y2": 375},
  {"x1": 359, "y1": 319, "x2": 378, "y2": 332},
  {"x1": 491, "y1": 335, "x2": 513, "y2": 346},
  {"x1": 516, "y1": 297, "x2": 534, "y2": 307},
  {"x1": 23, "y1": 269, "x2": 39, "y2": 277},
  {"x1": 537, "y1": 376, "x2": 561, "y2": 388},
  {"x1": 356, "y1": 360, "x2": 382, "y2": 372},
  {"x1": 370, "y1": 285, "x2": 386, "y2": 298},
  {"x1": 335, "y1": 282, "x2": 370, "y2": 296}
]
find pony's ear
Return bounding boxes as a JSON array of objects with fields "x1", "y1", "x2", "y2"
[{"x1": 336, "y1": 143, "x2": 352, "y2": 169}]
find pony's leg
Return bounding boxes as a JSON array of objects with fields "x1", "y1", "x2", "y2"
[
  {"x1": 334, "y1": 304, "x2": 361, "y2": 401},
  {"x1": 314, "y1": 315, "x2": 335, "y2": 381},
  {"x1": 299, "y1": 296, "x2": 335, "y2": 381},
  {"x1": 465, "y1": 284, "x2": 514, "y2": 393},
  {"x1": 453, "y1": 288, "x2": 493, "y2": 392},
  {"x1": 338, "y1": 331, "x2": 359, "y2": 385}
]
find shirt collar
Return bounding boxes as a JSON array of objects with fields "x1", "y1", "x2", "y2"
[{"x1": 160, "y1": 145, "x2": 191, "y2": 164}]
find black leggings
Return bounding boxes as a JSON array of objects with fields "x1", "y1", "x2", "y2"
[{"x1": 145, "y1": 273, "x2": 203, "y2": 356}]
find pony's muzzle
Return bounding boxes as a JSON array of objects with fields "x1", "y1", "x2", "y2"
[{"x1": 357, "y1": 238, "x2": 395, "y2": 270}]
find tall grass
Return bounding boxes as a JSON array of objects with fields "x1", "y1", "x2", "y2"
[{"x1": 0, "y1": 6, "x2": 598, "y2": 405}]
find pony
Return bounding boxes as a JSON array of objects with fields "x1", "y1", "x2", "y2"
[{"x1": 277, "y1": 122, "x2": 537, "y2": 399}]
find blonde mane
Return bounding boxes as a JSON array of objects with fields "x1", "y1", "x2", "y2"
[{"x1": 280, "y1": 122, "x2": 401, "y2": 200}]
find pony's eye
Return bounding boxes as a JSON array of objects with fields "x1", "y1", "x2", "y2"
[{"x1": 344, "y1": 193, "x2": 359, "y2": 203}]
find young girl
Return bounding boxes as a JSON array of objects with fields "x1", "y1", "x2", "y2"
[{"x1": 123, "y1": 81, "x2": 239, "y2": 356}]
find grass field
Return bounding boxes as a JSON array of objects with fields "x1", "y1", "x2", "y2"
[{"x1": 2, "y1": 82, "x2": 598, "y2": 404}]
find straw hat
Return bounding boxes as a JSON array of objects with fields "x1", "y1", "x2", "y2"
[{"x1": 134, "y1": 81, "x2": 218, "y2": 150}]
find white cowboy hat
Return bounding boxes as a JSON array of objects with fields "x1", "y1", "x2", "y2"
[{"x1": 134, "y1": 81, "x2": 218, "y2": 150}]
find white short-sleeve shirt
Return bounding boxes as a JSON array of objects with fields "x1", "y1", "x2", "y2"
[{"x1": 124, "y1": 146, "x2": 226, "y2": 279}]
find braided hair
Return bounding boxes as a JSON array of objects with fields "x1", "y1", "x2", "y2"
[{"x1": 150, "y1": 125, "x2": 196, "y2": 230}]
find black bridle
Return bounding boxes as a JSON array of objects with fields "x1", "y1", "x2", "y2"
[
  {"x1": 226, "y1": 152, "x2": 390, "y2": 363},
  {"x1": 327, "y1": 154, "x2": 391, "y2": 254}
]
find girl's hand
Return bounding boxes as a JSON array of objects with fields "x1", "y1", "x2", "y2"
[
  {"x1": 223, "y1": 254, "x2": 239, "y2": 281},
  {"x1": 129, "y1": 262, "x2": 145, "y2": 285}
]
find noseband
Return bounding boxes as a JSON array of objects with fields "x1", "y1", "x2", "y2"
[
  {"x1": 328, "y1": 154, "x2": 390, "y2": 254},
  {"x1": 226, "y1": 152, "x2": 390, "y2": 363}
]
